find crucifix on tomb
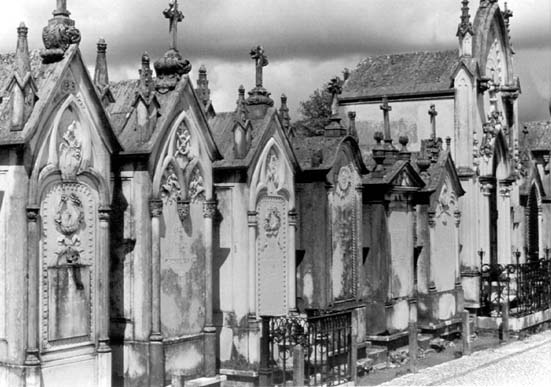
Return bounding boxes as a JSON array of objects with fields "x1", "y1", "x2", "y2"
[
  {"x1": 250, "y1": 46, "x2": 269, "y2": 88},
  {"x1": 326, "y1": 77, "x2": 343, "y2": 116},
  {"x1": 380, "y1": 96, "x2": 393, "y2": 145},
  {"x1": 163, "y1": 0, "x2": 184, "y2": 51},
  {"x1": 429, "y1": 104, "x2": 438, "y2": 139}
]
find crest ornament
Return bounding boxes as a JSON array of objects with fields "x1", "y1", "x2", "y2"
[
  {"x1": 59, "y1": 120, "x2": 83, "y2": 180},
  {"x1": 174, "y1": 125, "x2": 192, "y2": 163},
  {"x1": 263, "y1": 207, "x2": 282, "y2": 238}
]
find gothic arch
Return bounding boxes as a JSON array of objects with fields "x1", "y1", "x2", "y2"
[
  {"x1": 29, "y1": 94, "x2": 110, "y2": 206},
  {"x1": 527, "y1": 182, "x2": 542, "y2": 261},
  {"x1": 249, "y1": 137, "x2": 295, "y2": 210}
]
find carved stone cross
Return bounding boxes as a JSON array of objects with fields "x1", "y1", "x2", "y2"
[
  {"x1": 250, "y1": 46, "x2": 269, "y2": 88},
  {"x1": 429, "y1": 104, "x2": 438, "y2": 139},
  {"x1": 163, "y1": 0, "x2": 184, "y2": 51},
  {"x1": 380, "y1": 96, "x2": 392, "y2": 142},
  {"x1": 326, "y1": 77, "x2": 343, "y2": 116}
]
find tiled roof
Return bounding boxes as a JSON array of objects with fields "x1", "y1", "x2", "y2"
[
  {"x1": 290, "y1": 135, "x2": 344, "y2": 171},
  {"x1": 211, "y1": 109, "x2": 276, "y2": 169},
  {"x1": 0, "y1": 49, "x2": 66, "y2": 143},
  {"x1": 341, "y1": 50, "x2": 459, "y2": 99},
  {"x1": 520, "y1": 121, "x2": 551, "y2": 151}
]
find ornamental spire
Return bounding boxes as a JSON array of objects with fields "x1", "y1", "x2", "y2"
[
  {"x1": 503, "y1": 2, "x2": 515, "y2": 54},
  {"x1": 380, "y1": 96, "x2": 394, "y2": 148},
  {"x1": 41, "y1": 0, "x2": 80, "y2": 63},
  {"x1": 154, "y1": 0, "x2": 191, "y2": 93},
  {"x1": 456, "y1": 0, "x2": 473, "y2": 37}
]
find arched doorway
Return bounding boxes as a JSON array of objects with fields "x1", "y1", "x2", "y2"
[{"x1": 527, "y1": 185, "x2": 540, "y2": 261}]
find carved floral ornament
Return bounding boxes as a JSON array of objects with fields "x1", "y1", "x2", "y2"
[
  {"x1": 188, "y1": 166, "x2": 205, "y2": 202},
  {"x1": 160, "y1": 163, "x2": 181, "y2": 204},
  {"x1": 263, "y1": 206, "x2": 282, "y2": 238},
  {"x1": 59, "y1": 120, "x2": 83, "y2": 180}
]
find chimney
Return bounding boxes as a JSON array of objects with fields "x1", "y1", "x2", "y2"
[
  {"x1": 135, "y1": 52, "x2": 160, "y2": 142},
  {"x1": 196, "y1": 64, "x2": 211, "y2": 107},
  {"x1": 279, "y1": 94, "x2": 291, "y2": 133},
  {"x1": 234, "y1": 85, "x2": 250, "y2": 159}
]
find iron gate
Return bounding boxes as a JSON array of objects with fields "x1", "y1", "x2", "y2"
[{"x1": 260, "y1": 309, "x2": 353, "y2": 386}]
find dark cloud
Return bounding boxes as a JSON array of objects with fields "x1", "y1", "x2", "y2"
[{"x1": 1, "y1": 0, "x2": 549, "y2": 122}]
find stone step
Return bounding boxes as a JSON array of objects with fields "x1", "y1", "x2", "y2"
[
  {"x1": 169, "y1": 375, "x2": 227, "y2": 387},
  {"x1": 418, "y1": 333, "x2": 433, "y2": 350}
]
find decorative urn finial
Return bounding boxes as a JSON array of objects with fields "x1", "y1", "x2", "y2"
[
  {"x1": 154, "y1": 0, "x2": 192, "y2": 93},
  {"x1": 41, "y1": 0, "x2": 81, "y2": 63}
]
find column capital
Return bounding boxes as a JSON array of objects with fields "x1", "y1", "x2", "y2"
[
  {"x1": 247, "y1": 210, "x2": 257, "y2": 226},
  {"x1": 26, "y1": 206, "x2": 40, "y2": 222},
  {"x1": 498, "y1": 184, "x2": 512, "y2": 198},
  {"x1": 203, "y1": 200, "x2": 217, "y2": 218},
  {"x1": 149, "y1": 199, "x2": 163, "y2": 217},
  {"x1": 481, "y1": 183, "x2": 493, "y2": 196}
]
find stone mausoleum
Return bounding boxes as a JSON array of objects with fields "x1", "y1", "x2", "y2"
[{"x1": 0, "y1": 1, "x2": 550, "y2": 386}]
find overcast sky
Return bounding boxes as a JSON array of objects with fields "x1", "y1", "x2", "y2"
[{"x1": 1, "y1": 0, "x2": 549, "y2": 122}]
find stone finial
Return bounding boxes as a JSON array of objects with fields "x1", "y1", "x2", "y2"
[
  {"x1": 279, "y1": 94, "x2": 291, "y2": 132},
  {"x1": 41, "y1": 0, "x2": 81, "y2": 63},
  {"x1": 154, "y1": 0, "x2": 192, "y2": 93},
  {"x1": 446, "y1": 136, "x2": 452, "y2": 150},
  {"x1": 324, "y1": 77, "x2": 346, "y2": 137},
  {"x1": 456, "y1": 0, "x2": 473, "y2": 37},
  {"x1": 15, "y1": 23, "x2": 31, "y2": 77},
  {"x1": 196, "y1": 64, "x2": 211, "y2": 107},
  {"x1": 416, "y1": 159, "x2": 431, "y2": 180},
  {"x1": 94, "y1": 38, "x2": 114, "y2": 106},
  {"x1": 372, "y1": 132, "x2": 386, "y2": 174},
  {"x1": 7, "y1": 22, "x2": 38, "y2": 131},
  {"x1": 246, "y1": 46, "x2": 273, "y2": 110},
  {"x1": 380, "y1": 96, "x2": 394, "y2": 148},
  {"x1": 235, "y1": 85, "x2": 247, "y2": 124},
  {"x1": 399, "y1": 135, "x2": 409, "y2": 152},
  {"x1": 348, "y1": 111, "x2": 358, "y2": 139},
  {"x1": 139, "y1": 52, "x2": 155, "y2": 99},
  {"x1": 429, "y1": 104, "x2": 438, "y2": 139}
]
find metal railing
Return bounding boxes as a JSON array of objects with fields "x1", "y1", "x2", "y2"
[
  {"x1": 478, "y1": 252, "x2": 551, "y2": 318},
  {"x1": 260, "y1": 309, "x2": 354, "y2": 386}
]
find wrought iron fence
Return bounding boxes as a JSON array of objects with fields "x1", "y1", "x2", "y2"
[
  {"x1": 260, "y1": 309, "x2": 353, "y2": 386},
  {"x1": 479, "y1": 253, "x2": 551, "y2": 318}
]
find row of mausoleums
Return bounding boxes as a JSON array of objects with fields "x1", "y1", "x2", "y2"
[{"x1": 1, "y1": 1, "x2": 551, "y2": 386}]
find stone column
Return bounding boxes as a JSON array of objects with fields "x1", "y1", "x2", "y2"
[
  {"x1": 538, "y1": 207, "x2": 544, "y2": 258},
  {"x1": 326, "y1": 184, "x2": 334, "y2": 305},
  {"x1": 355, "y1": 185, "x2": 363, "y2": 300},
  {"x1": 25, "y1": 206, "x2": 41, "y2": 387},
  {"x1": 427, "y1": 211, "x2": 436, "y2": 292},
  {"x1": 454, "y1": 210, "x2": 462, "y2": 287},
  {"x1": 247, "y1": 210, "x2": 257, "y2": 318},
  {"x1": 203, "y1": 199, "x2": 217, "y2": 377},
  {"x1": 479, "y1": 182, "x2": 492, "y2": 264},
  {"x1": 288, "y1": 210, "x2": 297, "y2": 312},
  {"x1": 98, "y1": 206, "x2": 112, "y2": 386},
  {"x1": 497, "y1": 183, "x2": 512, "y2": 265},
  {"x1": 149, "y1": 199, "x2": 164, "y2": 387}
]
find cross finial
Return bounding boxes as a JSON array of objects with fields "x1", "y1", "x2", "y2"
[
  {"x1": 327, "y1": 76, "x2": 343, "y2": 116},
  {"x1": 250, "y1": 46, "x2": 269, "y2": 88},
  {"x1": 429, "y1": 104, "x2": 438, "y2": 139},
  {"x1": 380, "y1": 96, "x2": 393, "y2": 145},
  {"x1": 163, "y1": 0, "x2": 184, "y2": 51}
]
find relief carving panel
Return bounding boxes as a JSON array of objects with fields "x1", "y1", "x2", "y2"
[
  {"x1": 332, "y1": 164, "x2": 357, "y2": 302},
  {"x1": 41, "y1": 183, "x2": 96, "y2": 348},
  {"x1": 256, "y1": 196, "x2": 288, "y2": 316}
]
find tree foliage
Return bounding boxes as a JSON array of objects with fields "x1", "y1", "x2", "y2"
[{"x1": 293, "y1": 85, "x2": 332, "y2": 136}]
